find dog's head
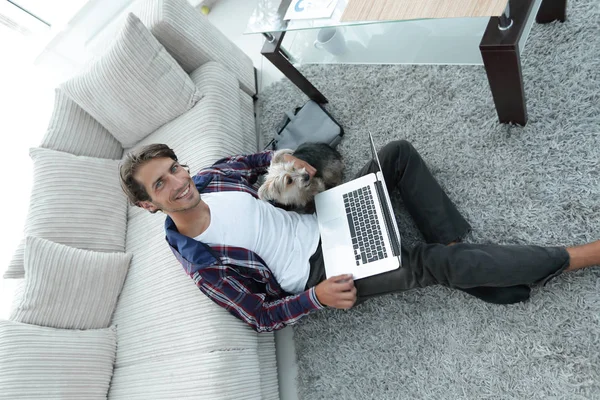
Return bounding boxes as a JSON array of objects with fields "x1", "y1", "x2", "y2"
[{"x1": 258, "y1": 160, "x2": 314, "y2": 207}]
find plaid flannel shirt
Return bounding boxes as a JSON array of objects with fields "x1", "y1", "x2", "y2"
[{"x1": 164, "y1": 150, "x2": 324, "y2": 332}]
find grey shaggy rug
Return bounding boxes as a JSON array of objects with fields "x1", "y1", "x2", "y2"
[{"x1": 257, "y1": 1, "x2": 600, "y2": 399}]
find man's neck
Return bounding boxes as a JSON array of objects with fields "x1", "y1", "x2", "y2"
[{"x1": 169, "y1": 199, "x2": 211, "y2": 238}]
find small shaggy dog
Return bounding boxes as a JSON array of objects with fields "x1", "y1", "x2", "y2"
[{"x1": 258, "y1": 142, "x2": 344, "y2": 211}]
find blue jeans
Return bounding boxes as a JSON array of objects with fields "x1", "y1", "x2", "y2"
[{"x1": 306, "y1": 140, "x2": 570, "y2": 304}]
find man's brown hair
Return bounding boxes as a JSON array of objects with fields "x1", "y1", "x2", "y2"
[{"x1": 119, "y1": 144, "x2": 187, "y2": 211}]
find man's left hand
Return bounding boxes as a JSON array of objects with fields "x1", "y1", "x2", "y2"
[{"x1": 282, "y1": 154, "x2": 317, "y2": 178}]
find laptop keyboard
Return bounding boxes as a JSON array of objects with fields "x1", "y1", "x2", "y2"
[{"x1": 343, "y1": 186, "x2": 388, "y2": 266}]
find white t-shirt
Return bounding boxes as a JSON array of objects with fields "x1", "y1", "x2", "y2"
[{"x1": 194, "y1": 191, "x2": 320, "y2": 294}]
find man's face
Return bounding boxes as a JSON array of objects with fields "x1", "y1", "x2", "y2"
[{"x1": 134, "y1": 157, "x2": 201, "y2": 214}]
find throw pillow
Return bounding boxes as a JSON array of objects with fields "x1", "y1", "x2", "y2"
[
  {"x1": 10, "y1": 237, "x2": 132, "y2": 329},
  {"x1": 4, "y1": 147, "x2": 128, "y2": 279},
  {"x1": 41, "y1": 88, "x2": 123, "y2": 159},
  {"x1": 0, "y1": 320, "x2": 117, "y2": 400},
  {"x1": 60, "y1": 13, "x2": 201, "y2": 148}
]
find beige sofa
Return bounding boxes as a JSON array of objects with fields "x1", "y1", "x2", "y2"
[{"x1": 1, "y1": 0, "x2": 280, "y2": 398}]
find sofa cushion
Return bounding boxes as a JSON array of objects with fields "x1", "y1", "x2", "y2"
[
  {"x1": 108, "y1": 209, "x2": 280, "y2": 400},
  {"x1": 4, "y1": 148, "x2": 128, "y2": 279},
  {"x1": 10, "y1": 237, "x2": 131, "y2": 329},
  {"x1": 127, "y1": 61, "x2": 246, "y2": 172},
  {"x1": 60, "y1": 13, "x2": 201, "y2": 148},
  {"x1": 136, "y1": 0, "x2": 256, "y2": 96},
  {"x1": 41, "y1": 88, "x2": 123, "y2": 159},
  {"x1": 0, "y1": 320, "x2": 117, "y2": 400},
  {"x1": 109, "y1": 351, "x2": 263, "y2": 399},
  {"x1": 112, "y1": 206, "x2": 258, "y2": 369}
]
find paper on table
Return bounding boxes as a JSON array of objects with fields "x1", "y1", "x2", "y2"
[{"x1": 284, "y1": 0, "x2": 339, "y2": 20}]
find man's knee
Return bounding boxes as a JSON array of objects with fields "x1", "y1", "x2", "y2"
[
  {"x1": 378, "y1": 140, "x2": 415, "y2": 175},
  {"x1": 381, "y1": 140, "x2": 415, "y2": 159},
  {"x1": 393, "y1": 139, "x2": 413, "y2": 149}
]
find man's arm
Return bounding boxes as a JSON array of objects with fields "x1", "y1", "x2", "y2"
[
  {"x1": 209, "y1": 150, "x2": 274, "y2": 185},
  {"x1": 208, "y1": 150, "x2": 317, "y2": 186},
  {"x1": 196, "y1": 269, "x2": 324, "y2": 333}
]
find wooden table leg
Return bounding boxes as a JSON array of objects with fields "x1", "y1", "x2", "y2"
[
  {"x1": 261, "y1": 31, "x2": 328, "y2": 104},
  {"x1": 537, "y1": 0, "x2": 567, "y2": 23},
  {"x1": 480, "y1": 47, "x2": 527, "y2": 125},
  {"x1": 480, "y1": 0, "x2": 538, "y2": 126}
]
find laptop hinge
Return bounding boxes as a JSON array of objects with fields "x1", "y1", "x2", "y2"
[{"x1": 374, "y1": 181, "x2": 401, "y2": 256}]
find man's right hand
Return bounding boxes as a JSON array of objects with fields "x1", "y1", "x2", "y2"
[{"x1": 314, "y1": 274, "x2": 357, "y2": 309}]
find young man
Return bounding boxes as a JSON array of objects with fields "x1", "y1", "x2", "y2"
[{"x1": 119, "y1": 141, "x2": 600, "y2": 333}]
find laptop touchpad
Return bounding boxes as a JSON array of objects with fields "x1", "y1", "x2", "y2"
[
  {"x1": 321, "y1": 217, "x2": 350, "y2": 249},
  {"x1": 315, "y1": 199, "x2": 345, "y2": 222},
  {"x1": 323, "y1": 245, "x2": 356, "y2": 277}
]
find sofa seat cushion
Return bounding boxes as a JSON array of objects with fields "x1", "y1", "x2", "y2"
[
  {"x1": 41, "y1": 88, "x2": 123, "y2": 159},
  {"x1": 126, "y1": 61, "x2": 246, "y2": 172},
  {"x1": 0, "y1": 320, "x2": 117, "y2": 400},
  {"x1": 10, "y1": 237, "x2": 131, "y2": 330},
  {"x1": 4, "y1": 148, "x2": 128, "y2": 279},
  {"x1": 109, "y1": 350, "x2": 263, "y2": 400},
  {"x1": 61, "y1": 13, "x2": 200, "y2": 148},
  {"x1": 113, "y1": 206, "x2": 259, "y2": 369}
]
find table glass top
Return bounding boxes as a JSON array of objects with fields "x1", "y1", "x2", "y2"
[
  {"x1": 246, "y1": 0, "x2": 541, "y2": 67},
  {"x1": 245, "y1": 0, "x2": 429, "y2": 35}
]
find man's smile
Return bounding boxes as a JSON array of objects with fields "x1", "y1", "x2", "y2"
[{"x1": 174, "y1": 183, "x2": 191, "y2": 201}]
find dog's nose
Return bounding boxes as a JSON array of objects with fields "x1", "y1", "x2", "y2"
[{"x1": 303, "y1": 173, "x2": 310, "y2": 182}]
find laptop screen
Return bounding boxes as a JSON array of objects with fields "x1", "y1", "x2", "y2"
[{"x1": 368, "y1": 132, "x2": 383, "y2": 173}]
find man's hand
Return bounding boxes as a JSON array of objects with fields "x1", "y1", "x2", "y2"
[
  {"x1": 314, "y1": 274, "x2": 356, "y2": 309},
  {"x1": 282, "y1": 154, "x2": 317, "y2": 178}
]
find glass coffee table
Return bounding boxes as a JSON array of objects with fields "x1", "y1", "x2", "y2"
[{"x1": 245, "y1": 0, "x2": 567, "y2": 126}]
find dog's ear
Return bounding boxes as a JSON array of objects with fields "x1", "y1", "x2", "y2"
[{"x1": 258, "y1": 181, "x2": 272, "y2": 201}]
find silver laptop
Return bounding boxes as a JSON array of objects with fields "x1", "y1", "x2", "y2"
[{"x1": 314, "y1": 133, "x2": 402, "y2": 280}]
